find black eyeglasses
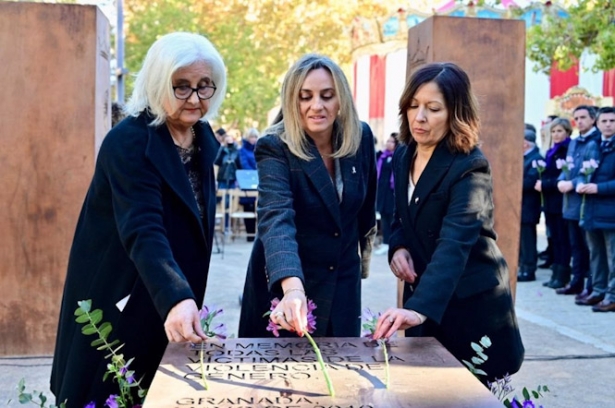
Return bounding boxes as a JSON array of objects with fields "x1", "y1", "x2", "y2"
[{"x1": 173, "y1": 83, "x2": 217, "y2": 100}]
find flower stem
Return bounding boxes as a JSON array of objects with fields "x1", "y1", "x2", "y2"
[
  {"x1": 580, "y1": 194, "x2": 586, "y2": 222},
  {"x1": 379, "y1": 339, "x2": 390, "y2": 389},
  {"x1": 200, "y1": 345, "x2": 209, "y2": 390},
  {"x1": 304, "y1": 332, "x2": 335, "y2": 397}
]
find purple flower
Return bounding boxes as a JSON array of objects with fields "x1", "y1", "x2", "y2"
[
  {"x1": 360, "y1": 308, "x2": 380, "y2": 339},
  {"x1": 84, "y1": 402, "x2": 96, "y2": 408},
  {"x1": 266, "y1": 298, "x2": 317, "y2": 337},
  {"x1": 199, "y1": 305, "x2": 227, "y2": 339},
  {"x1": 104, "y1": 395, "x2": 119, "y2": 408}
]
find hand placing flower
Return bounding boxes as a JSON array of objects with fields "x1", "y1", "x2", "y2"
[
  {"x1": 196, "y1": 305, "x2": 227, "y2": 390},
  {"x1": 264, "y1": 298, "x2": 334, "y2": 397},
  {"x1": 361, "y1": 308, "x2": 391, "y2": 389}
]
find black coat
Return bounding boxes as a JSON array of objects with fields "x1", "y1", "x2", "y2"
[
  {"x1": 388, "y1": 140, "x2": 524, "y2": 381},
  {"x1": 239, "y1": 123, "x2": 377, "y2": 337},
  {"x1": 521, "y1": 147, "x2": 543, "y2": 224},
  {"x1": 50, "y1": 112, "x2": 218, "y2": 407},
  {"x1": 541, "y1": 139, "x2": 570, "y2": 215}
]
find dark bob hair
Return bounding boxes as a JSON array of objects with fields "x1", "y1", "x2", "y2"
[{"x1": 398, "y1": 62, "x2": 480, "y2": 154}]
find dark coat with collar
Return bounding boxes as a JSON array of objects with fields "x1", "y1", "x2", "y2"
[
  {"x1": 580, "y1": 139, "x2": 615, "y2": 231},
  {"x1": 238, "y1": 122, "x2": 377, "y2": 337},
  {"x1": 522, "y1": 146, "x2": 543, "y2": 224},
  {"x1": 50, "y1": 112, "x2": 218, "y2": 407},
  {"x1": 387, "y1": 140, "x2": 524, "y2": 381},
  {"x1": 560, "y1": 129, "x2": 601, "y2": 220}
]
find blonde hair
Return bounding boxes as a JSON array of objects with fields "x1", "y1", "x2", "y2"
[
  {"x1": 125, "y1": 32, "x2": 226, "y2": 126},
  {"x1": 266, "y1": 54, "x2": 361, "y2": 161}
]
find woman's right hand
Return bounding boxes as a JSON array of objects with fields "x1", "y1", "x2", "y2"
[
  {"x1": 390, "y1": 248, "x2": 417, "y2": 283},
  {"x1": 270, "y1": 278, "x2": 308, "y2": 336}
]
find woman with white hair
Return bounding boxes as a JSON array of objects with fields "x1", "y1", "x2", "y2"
[{"x1": 51, "y1": 32, "x2": 226, "y2": 406}]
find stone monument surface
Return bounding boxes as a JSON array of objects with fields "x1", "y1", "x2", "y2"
[
  {"x1": 144, "y1": 337, "x2": 501, "y2": 408},
  {"x1": 406, "y1": 16, "x2": 526, "y2": 291},
  {"x1": 0, "y1": 2, "x2": 110, "y2": 355}
]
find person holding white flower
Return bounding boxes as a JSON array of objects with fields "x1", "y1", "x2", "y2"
[
  {"x1": 558, "y1": 105, "x2": 602, "y2": 304},
  {"x1": 577, "y1": 106, "x2": 615, "y2": 312},
  {"x1": 535, "y1": 118, "x2": 573, "y2": 289}
]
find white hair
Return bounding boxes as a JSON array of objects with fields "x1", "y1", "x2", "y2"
[{"x1": 125, "y1": 32, "x2": 227, "y2": 125}]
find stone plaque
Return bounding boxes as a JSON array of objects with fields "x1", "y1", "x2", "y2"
[{"x1": 144, "y1": 337, "x2": 501, "y2": 408}]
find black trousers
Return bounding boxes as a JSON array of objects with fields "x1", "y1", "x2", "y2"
[{"x1": 519, "y1": 223, "x2": 538, "y2": 273}]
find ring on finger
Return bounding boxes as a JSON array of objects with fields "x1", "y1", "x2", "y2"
[
  {"x1": 388, "y1": 316, "x2": 394, "y2": 324},
  {"x1": 274, "y1": 311, "x2": 284, "y2": 319}
]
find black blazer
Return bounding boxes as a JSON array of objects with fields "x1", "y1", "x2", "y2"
[
  {"x1": 239, "y1": 122, "x2": 377, "y2": 337},
  {"x1": 51, "y1": 112, "x2": 218, "y2": 407},
  {"x1": 388, "y1": 140, "x2": 524, "y2": 381}
]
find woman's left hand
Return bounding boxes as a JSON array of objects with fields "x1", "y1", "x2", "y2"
[
  {"x1": 372, "y1": 307, "x2": 422, "y2": 340},
  {"x1": 534, "y1": 180, "x2": 542, "y2": 192}
]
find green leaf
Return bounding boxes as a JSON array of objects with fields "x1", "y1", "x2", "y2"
[
  {"x1": 18, "y1": 393, "x2": 32, "y2": 404},
  {"x1": 479, "y1": 336, "x2": 492, "y2": 348},
  {"x1": 503, "y1": 400, "x2": 512, "y2": 408},
  {"x1": 522, "y1": 387, "x2": 531, "y2": 401},
  {"x1": 107, "y1": 339, "x2": 121, "y2": 348},
  {"x1": 75, "y1": 313, "x2": 90, "y2": 324},
  {"x1": 90, "y1": 338, "x2": 106, "y2": 348},
  {"x1": 99, "y1": 322, "x2": 113, "y2": 340},
  {"x1": 470, "y1": 342, "x2": 484, "y2": 353},
  {"x1": 461, "y1": 360, "x2": 474, "y2": 370},
  {"x1": 89, "y1": 309, "x2": 103, "y2": 325},
  {"x1": 81, "y1": 324, "x2": 97, "y2": 336},
  {"x1": 471, "y1": 356, "x2": 484, "y2": 365},
  {"x1": 472, "y1": 368, "x2": 487, "y2": 376},
  {"x1": 531, "y1": 390, "x2": 539, "y2": 399}
]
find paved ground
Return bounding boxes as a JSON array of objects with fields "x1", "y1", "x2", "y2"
[{"x1": 2, "y1": 222, "x2": 615, "y2": 407}]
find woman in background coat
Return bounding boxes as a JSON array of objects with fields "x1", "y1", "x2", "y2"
[
  {"x1": 238, "y1": 54, "x2": 377, "y2": 338},
  {"x1": 51, "y1": 32, "x2": 226, "y2": 406},
  {"x1": 372, "y1": 62, "x2": 524, "y2": 383}
]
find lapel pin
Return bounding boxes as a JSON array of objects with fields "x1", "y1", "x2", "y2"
[
  {"x1": 352, "y1": 166, "x2": 356, "y2": 174},
  {"x1": 415, "y1": 197, "x2": 419, "y2": 204}
]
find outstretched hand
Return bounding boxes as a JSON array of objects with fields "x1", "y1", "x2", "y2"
[{"x1": 372, "y1": 307, "x2": 422, "y2": 340}]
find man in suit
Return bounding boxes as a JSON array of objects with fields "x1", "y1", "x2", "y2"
[{"x1": 518, "y1": 128, "x2": 544, "y2": 282}]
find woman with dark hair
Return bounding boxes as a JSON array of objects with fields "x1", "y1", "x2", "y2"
[
  {"x1": 239, "y1": 54, "x2": 377, "y2": 338},
  {"x1": 372, "y1": 62, "x2": 524, "y2": 383}
]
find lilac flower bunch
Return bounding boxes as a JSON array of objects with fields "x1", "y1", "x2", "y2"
[
  {"x1": 197, "y1": 305, "x2": 227, "y2": 390},
  {"x1": 579, "y1": 159, "x2": 599, "y2": 220},
  {"x1": 264, "y1": 298, "x2": 334, "y2": 397},
  {"x1": 532, "y1": 159, "x2": 547, "y2": 207},
  {"x1": 555, "y1": 156, "x2": 574, "y2": 178},
  {"x1": 556, "y1": 156, "x2": 575, "y2": 210},
  {"x1": 360, "y1": 308, "x2": 390, "y2": 389}
]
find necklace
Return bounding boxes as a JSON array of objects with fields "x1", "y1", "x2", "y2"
[{"x1": 172, "y1": 127, "x2": 195, "y2": 149}]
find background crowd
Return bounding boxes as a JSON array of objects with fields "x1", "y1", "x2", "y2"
[{"x1": 518, "y1": 105, "x2": 615, "y2": 315}]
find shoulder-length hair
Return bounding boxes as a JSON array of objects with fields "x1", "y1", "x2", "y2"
[
  {"x1": 549, "y1": 117, "x2": 573, "y2": 136},
  {"x1": 125, "y1": 32, "x2": 226, "y2": 126},
  {"x1": 398, "y1": 62, "x2": 480, "y2": 154},
  {"x1": 266, "y1": 54, "x2": 361, "y2": 161}
]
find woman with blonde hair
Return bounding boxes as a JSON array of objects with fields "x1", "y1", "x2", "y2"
[{"x1": 239, "y1": 54, "x2": 377, "y2": 337}]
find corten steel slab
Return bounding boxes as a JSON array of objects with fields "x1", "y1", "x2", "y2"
[
  {"x1": 0, "y1": 2, "x2": 110, "y2": 355},
  {"x1": 406, "y1": 16, "x2": 526, "y2": 293},
  {"x1": 144, "y1": 337, "x2": 502, "y2": 408}
]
